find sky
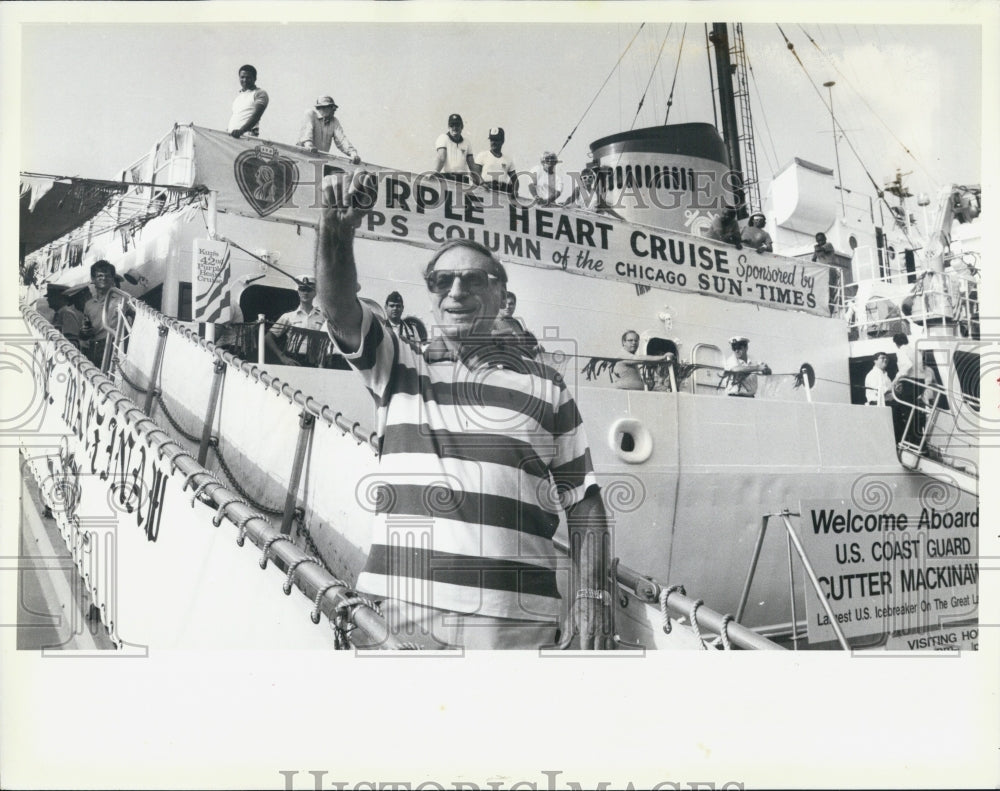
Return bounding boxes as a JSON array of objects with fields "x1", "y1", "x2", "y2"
[{"x1": 11, "y1": 12, "x2": 985, "y2": 210}]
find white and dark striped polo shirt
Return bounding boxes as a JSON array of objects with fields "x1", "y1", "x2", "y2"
[{"x1": 330, "y1": 302, "x2": 598, "y2": 621}]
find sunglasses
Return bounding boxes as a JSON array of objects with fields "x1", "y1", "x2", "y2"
[{"x1": 425, "y1": 269, "x2": 500, "y2": 295}]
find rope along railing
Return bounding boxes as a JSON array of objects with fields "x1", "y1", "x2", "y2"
[{"x1": 21, "y1": 303, "x2": 398, "y2": 649}]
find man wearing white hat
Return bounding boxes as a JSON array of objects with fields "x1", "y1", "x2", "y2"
[
  {"x1": 724, "y1": 336, "x2": 770, "y2": 398},
  {"x1": 529, "y1": 151, "x2": 567, "y2": 206},
  {"x1": 297, "y1": 96, "x2": 361, "y2": 163}
]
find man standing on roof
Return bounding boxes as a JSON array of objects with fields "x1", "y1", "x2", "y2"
[
  {"x1": 434, "y1": 113, "x2": 479, "y2": 184},
  {"x1": 529, "y1": 151, "x2": 567, "y2": 206},
  {"x1": 228, "y1": 65, "x2": 269, "y2": 139},
  {"x1": 724, "y1": 336, "x2": 770, "y2": 398},
  {"x1": 297, "y1": 96, "x2": 361, "y2": 164},
  {"x1": 741, "y1": 212, "x2": 773, "y2": 253},
  {"x1": 265, "y1": 277, "x2": 327, "y2": 366},
  {"x1": 474, "y1": 127, "x2": 517, "y2": 196},
  {"x1": 315, "y1": 179, "x2": 612, "y2": 650}
]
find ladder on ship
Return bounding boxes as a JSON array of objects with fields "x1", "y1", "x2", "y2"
[{"x1": 895, "y1": 370, "x2": 979, "y2": 497}]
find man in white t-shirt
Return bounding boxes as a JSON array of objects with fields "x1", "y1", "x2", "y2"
[
  {"x1": 529, "y1": 151, "x2": 567, "y2": 205},
  {"x1": 228, "y1": 64, "x2": 269, "y2": 139},
  {"x1": 434, "y1": 113, "x2": 479, "y2": 183},
  {"x1": 474, "y1": 127, "x2": 517, "y2": 196}
]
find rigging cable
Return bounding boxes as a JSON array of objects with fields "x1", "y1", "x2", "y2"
[
  {"x1": 662, "y1": 23, "x2": 687, "y2": 124},
  {"x1": 557, "y1": 22, "x2": 646, "y2": 158},
  {"x1": 796, "y1": 23, "x2": 937, "y2": 187},
  {"x1": 745, "y1": 46, "x2": 781, "y2": 177},
  {"x1": 775, "y1": 24, "x2": 916, "y2": 247},
  {"x1": 631, "y1": 24, "x2": 673, "y2": 130}
]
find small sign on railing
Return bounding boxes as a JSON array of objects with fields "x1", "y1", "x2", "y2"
[{"x1": 192, "y1": 239, "x2": 232, "y2": 323}]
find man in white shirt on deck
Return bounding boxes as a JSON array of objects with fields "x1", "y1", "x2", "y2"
[
  {"x1": 864, "y1": 352, "x2": 894, "y2": 406},
  {"x1": 529, "y1": 151, "x2": 568, "y2": 206},
  {"x1": 228, "y1": 64, "x2": 269, "y2": 139},
  {"x1": 434, "y1": 113, "x2": 479, "y2": 183},
  {"x1": 265, "y1": 277, "x2": 327, "y2": 366},
  {"x1": 474, "y1": 127, "x2": 517, "y2": 196}
]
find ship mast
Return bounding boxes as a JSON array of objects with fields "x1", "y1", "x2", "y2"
[{"x1": 708, "y1": 23, "x2": 761, "y2": 217}]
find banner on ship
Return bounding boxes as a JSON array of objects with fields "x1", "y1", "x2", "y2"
[
  {"x1": 192, "y1": 238, "x2": 232, "y2": 323},
  {"x1": 191, "y1": 126, "x2": 830, "y2": 317},
  {"x1": 798, "y1": 498, "x2": 979, "y2": 648}
]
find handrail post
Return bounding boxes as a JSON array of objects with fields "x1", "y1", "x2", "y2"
[
  {"x1": 198, "y1": 358, "x2": 227, "y2": 465},
  {"x1": 735, "y1": 514, "x2": 770, "y2": 623},
  {"x1": 785, "y1": 530, "x2": 799, "y2": 650},
  {"x1": 257, "y1": 314, "x2": 266, "y2": 365},
  {"x1": 779, "y1": 512, "x2": 851, "y2": 651},
  {"x1": 141, "y1": 324, "x2": 170, "y2": 415},
  {"x1": 281, "y1": 411, "x2": 315, "y2": 535}
]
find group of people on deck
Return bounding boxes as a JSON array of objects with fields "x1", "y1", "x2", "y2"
[{"x1": 226, "y1": 65, "x2": 610, "y2": 211}]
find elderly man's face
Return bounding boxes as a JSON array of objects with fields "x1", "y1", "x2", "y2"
[
  {"x1": 428, "y1": 247, "x2": 503, "y2": 341},
  {"x1": 385, "y1": 298, "x2": 404, "y2": 322},
  {"x1": 622, "y1": 333, "x2": 640, "y2": 354}
]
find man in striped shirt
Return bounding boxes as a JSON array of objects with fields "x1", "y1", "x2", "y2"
[{"x1": 316, "y1": 184, "x2": 612, "y2": 649}]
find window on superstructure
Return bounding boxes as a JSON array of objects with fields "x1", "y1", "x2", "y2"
[{"x1": 615, "y1": 166, "x2": 623, "y2": 190}]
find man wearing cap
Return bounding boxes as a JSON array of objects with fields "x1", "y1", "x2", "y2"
[
  {"x1": 434, "y1": 114, "x2": 479, "y2": 183},
  {"x1": 228, "y1": 64, "x2": 269, "y2": 139},
  {"x1": 383, "y1": 291, "x2": 424, "y2": 350},
  {"x1": 724, "y1": 336, "x2": 770, "y2": 398},
  {"x1": 741, "y1": 212, "x2": 773, "y2": 254},
  {"x1": 266, "y1": 277, "x2": 327, "y2": 366},
  {"x1": 297, "y1": 96, "x2": 361, "y2": 164},
  {"x1": 529, "y1": 151, "x2": 567, "y2": 206},
  {"x1": 474, "y1": 128, "x2": 517, "y2": 196},
  {"x1": 314, "y1": 181, "x2": 612, "y2": 650}
]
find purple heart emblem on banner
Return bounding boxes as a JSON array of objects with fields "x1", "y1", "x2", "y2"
[{"x1": 233, "y1": 146, "x2": 299, "y2": 216}]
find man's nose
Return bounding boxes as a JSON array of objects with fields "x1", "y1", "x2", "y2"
[{"x1": 447, "y1": 276, "x2": 469, "y2": 298}]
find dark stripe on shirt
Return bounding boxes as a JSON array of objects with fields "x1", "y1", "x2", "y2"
[
  {"x1": 372, "y1": 483, "x2": 560, "y2": 539},
  {"x1": 386, "y1": 363, "x2": 570, "y2": 435},
  {"x1": 365, "y1": 544, "x2": 560, "y2": 599}
]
